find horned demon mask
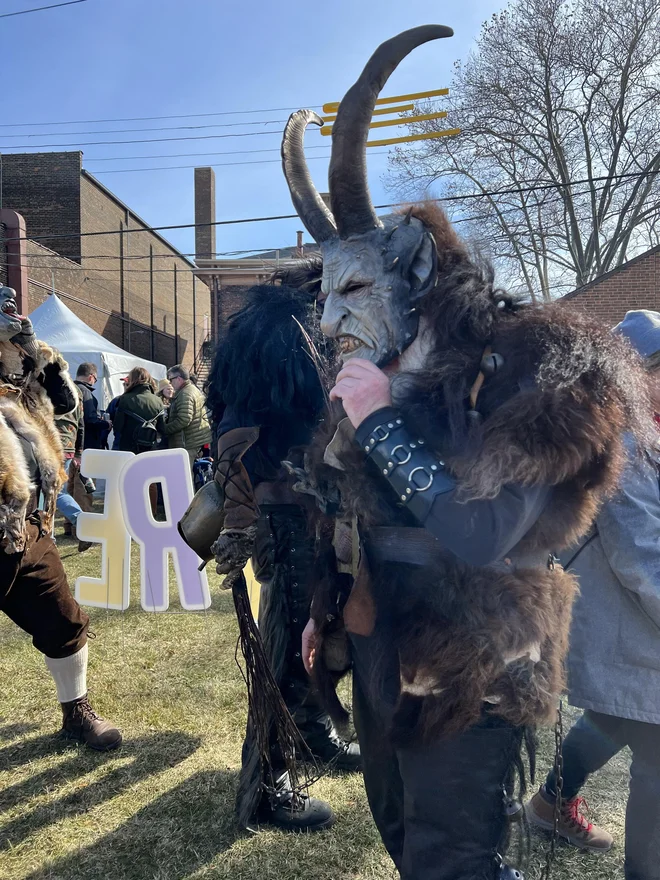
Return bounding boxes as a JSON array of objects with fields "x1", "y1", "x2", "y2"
[{"x1": 282, "y1": 25, "x2": 453, "y2": 367}]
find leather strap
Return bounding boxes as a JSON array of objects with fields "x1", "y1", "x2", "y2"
[
  {"x1": 254, "y1": 480, "x2": 301, "y2": 506},
  {"x1": 364, "y1": 525, "x2": 551, "y2": 571}
]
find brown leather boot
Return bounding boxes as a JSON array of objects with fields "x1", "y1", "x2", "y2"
[
  {"x1": 61, "y1": 694, "x2": 122, "y2": 751},
  {"x1": 526, "y1": 785, "x2": 613, "y2": 852}
]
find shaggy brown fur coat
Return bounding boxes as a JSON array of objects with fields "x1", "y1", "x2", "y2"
[
  {"x1": 0, "y1": 340, "x2": 75, "y2": 551},
  {"x1": 306, "y1": 205, "x2": 650, "y2": 745}
]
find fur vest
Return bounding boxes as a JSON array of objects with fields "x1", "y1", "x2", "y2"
[
  {"x1": 308, "y1": 304, "x2": 647, "y2": 744},
  {"x1": 0, "y1": 340, "x2": 75, "y2": 553}
]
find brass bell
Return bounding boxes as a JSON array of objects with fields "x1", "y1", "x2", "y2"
[
  {"x1": 177, "y1": 479, "x2": 225, "y2": 564},
  {"x1": 480, "y1": 352, "x2": 504, "y2": 376}
]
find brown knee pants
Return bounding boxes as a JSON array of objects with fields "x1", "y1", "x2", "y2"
[{"x1": 0, "y1": 516, "x2": 89, "y2": 659}]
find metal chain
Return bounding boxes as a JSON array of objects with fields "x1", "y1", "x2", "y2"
[{"x1": 540, "y1": 698, "x2": 564, "y2": 879}]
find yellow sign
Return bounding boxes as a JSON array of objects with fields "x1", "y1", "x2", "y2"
[
  {"x1": 322, "y1": 103, "x2": 414, "y2": 122},
  {"x1": 366, "y1": 128, "x2": 461, "y2": 148},
  {"x1": 321, "y1": 110, "x2": 447, "y2": 137},
  {"x1": 244, "y1": 559, "x2": 261, "y2": 621},
  {"x1": 322, "y1": 88, "x2": 449, "y2": 114},
  {"x1": 320, "y1": 87, "x2": 458, "y2": 146}
]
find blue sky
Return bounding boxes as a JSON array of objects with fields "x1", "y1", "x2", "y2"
[{"x1": 1, "y1": 0, "x2": 500, "y2": 258}]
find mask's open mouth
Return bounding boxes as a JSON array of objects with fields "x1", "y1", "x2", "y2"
[
  {"x1": 1, "y1": 300, "x2": 22, "y2": 320},
  {"x1": 337, "y1": 335, "x2": 366, "y2": 355}
]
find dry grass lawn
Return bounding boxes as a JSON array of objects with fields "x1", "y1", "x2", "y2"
[{"x1": 0, "y1": 519, "x2": 630, "y2": 879}]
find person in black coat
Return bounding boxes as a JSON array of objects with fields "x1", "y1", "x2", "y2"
[{"x1": 74, "y1": 362, "x2": 110, "y2": 450}]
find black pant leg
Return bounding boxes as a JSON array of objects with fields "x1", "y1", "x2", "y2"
[
  {"x1": 350, "y1": 632, "x2": 406, "y2": 871},
  {"x1": 545, "y1": 709, "x2": 627, "y2": 799},
  {"x1": 397, "y1": 718, "x2": 518, "y2": 880},
  {"x1": 623, "y1": 718, "x2": 660, "y2": 880},
  {"x1": 351, "y1": 626, "x2": 521, "y2": 880},
  {"x1": 0, "y1": 520, "x2": 88, "y2": 658}
]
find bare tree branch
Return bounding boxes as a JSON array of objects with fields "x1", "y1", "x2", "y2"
[{"x1": 386, "y1": 0, "x2": 660, "y2": 300}]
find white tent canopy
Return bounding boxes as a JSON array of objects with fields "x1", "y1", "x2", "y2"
[{"x1": 30, "y1": 294, "x2": 167, "y2": 408}]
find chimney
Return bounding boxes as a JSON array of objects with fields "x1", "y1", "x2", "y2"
[
  {"x1": 194, "y1": 167, "x2": 216, "y2": 262},
  {"x1": 295, "y1": 230, "x2": 304, "y2": 257}
]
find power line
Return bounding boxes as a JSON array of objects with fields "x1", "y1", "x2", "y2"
[
  {"x1": 0, "y1": 0, "x2": 86, "y2": 19},
  {"x1": 4, "y1": 169, "x2": 658, "y2": 244},
  {"x1": 13, "y1": 192, "x2": 604, "y2": 269},
  {"x1": 88, "y1": 150, "x2": 390, "y2": 174},
  {"x1": 0, "y1": 119, "x2": 290, "y2": 138},
  {"x1": 0, "y1": 106, "x2": 321, "y2": 128},
  {"x1": 0, "y1": 129, "x2": 286, "y2": 150},
  {"x1": 88, "y1": 145, "x2": 333, "y2": 162}
]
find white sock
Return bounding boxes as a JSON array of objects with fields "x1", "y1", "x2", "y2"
[{"x1": 45, "y1": 643, "x2": 88, "y2": 703}]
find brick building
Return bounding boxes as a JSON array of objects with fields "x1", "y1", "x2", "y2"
[
  {"x1": 562, "y1": 244, "x2": 660, "y2": 324},
  {"x1": 0, "y1": 152, "x2": 211, "y2": 372}
]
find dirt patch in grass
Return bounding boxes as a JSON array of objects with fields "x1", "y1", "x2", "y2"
[{"x1": 0, "y1": 520, "x2": 630, "y2": 879}]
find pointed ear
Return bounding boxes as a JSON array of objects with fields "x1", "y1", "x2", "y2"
[{"x1": 409, "y1": 232, "x2": 437, "y2": 301}]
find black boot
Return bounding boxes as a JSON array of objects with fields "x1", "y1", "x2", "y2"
[
  {"x1": 257, "y1": 773, "x2": 335, "y2": 833},
  {"x1": 61, "y1": 694, "x2": 122, "y2": 751},
  {"x1": 303, "y1": 723, "x2": 362, "y2": 771},
  {"x1": 293, "y1": 700, "x2": 362, "y2": 772}
]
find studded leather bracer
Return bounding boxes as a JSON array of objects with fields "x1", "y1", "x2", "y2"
[{"x1": 357, "y1": 409, "x2": 456, "y2": 524}]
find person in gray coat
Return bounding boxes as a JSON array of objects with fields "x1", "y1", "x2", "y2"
[{"x1": 527, "y1": 309, "x2": 660, "y2": 878}]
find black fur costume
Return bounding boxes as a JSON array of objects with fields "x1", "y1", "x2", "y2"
[
  {"x1": 278, "y1": 21, "x2": 652, "y2": 873},
  {"x1": 205, "y1": 277, "x2": 354, "y2": 829}
]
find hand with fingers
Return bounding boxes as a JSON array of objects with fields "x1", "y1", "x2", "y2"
[
  {"x1": 329, "y1": 359, "x2": 392, "y2": 429},
  {"x1": 302, "y1": 617, "x2": 318, "y2": 675}
]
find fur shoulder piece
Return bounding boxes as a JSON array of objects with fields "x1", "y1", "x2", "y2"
[
  {"x1": 403, "y1": 304, "x2": 650, "y2": 499},
  {"x1": 394, "y1": 304, "x2": 652, "y2": 551}
]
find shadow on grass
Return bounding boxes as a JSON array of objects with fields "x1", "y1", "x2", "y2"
[
  {"x1": 0, "y1": 723, "x2": 39, "y2": 742},
  {"x1": 0, "y1": 731, "x2": 77, "y2": 771},
  {"x1": 22, "y1": 769, "x2": 241, "y2": 880},
  {"x1": 0, "y1": 731, "x2": 201, "y2": 851}
]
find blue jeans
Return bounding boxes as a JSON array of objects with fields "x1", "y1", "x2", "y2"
[
  {"x1": 56, "y1": 459, "x2": 83, "y2": 527},
  {"x1": 546, "y1": 709, "x2": 660, "y2": 880}
]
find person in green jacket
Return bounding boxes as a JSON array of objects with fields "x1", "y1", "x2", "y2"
[
  {"x1": 112, "y1": 367, "x2": 165, "y2": 454},
  {"x1": 163, "y1": 364, "x2": 211, "y2": 467}
]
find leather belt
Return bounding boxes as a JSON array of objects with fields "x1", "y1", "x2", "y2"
[
  {"x1": 254, "y1": 481, "x2": 302, "y2": 506},
  {"x1": 363, "y1": 526, "x2": 551, "y2": 570}
]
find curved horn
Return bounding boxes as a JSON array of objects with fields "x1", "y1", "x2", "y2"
[
  {"x1": 282, "y1": 110, "x2": 337, "y2": 243},
  {"x1": 329, "y1": 25, "x2": 454, "y2": 238}
]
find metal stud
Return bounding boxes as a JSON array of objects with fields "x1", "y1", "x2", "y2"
[
  {"x1": 406, "y1": 488, "x2": 412, "y2": 494},
  {"x1": 410, "y1": 442, "x2": 416, "y2": 449},
  {"x1": 431, "y1": 465, "x2": 438, "y2": 471},
  {"x1": 383, "y1": 469, "x2": 388, "y2": 475},
  {"x1": 396, "y1": 419, "x2": 403, "y2": 425},
  {"x1": 401, "y1": 495, "x2": 407, "y2": 501},
  {"x1": 388, "y1": 423, "x2": 394, "y2": 429}
]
